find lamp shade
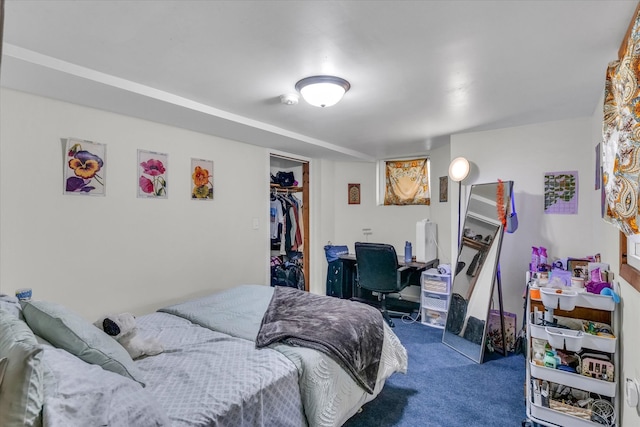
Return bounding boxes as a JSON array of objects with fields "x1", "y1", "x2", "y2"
[
  {"x1": 448, "y1": 157, "x2": 470, "y2": 182},
  {"x1": 295, "y1": 75, "x2": 350, "y2": 108}
]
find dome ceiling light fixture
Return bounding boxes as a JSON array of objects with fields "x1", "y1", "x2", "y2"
[{"x1": 295, "y1": 75, "x2": 351, "y2": 108}]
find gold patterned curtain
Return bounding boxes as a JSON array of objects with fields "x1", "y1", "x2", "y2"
[
  {"x1": 602, "y1": 8, "x2": 640, "y2": 235},
  {"x1": 384, "y1": 158, "x2": 430, "y2": 205}
]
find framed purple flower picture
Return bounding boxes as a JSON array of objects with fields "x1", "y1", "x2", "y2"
[
  {"x1": 64, "y1": 138, "x2": 106, "y2": 196},
  {"x1": 137, "y1": 149, "x2": 168, "y2": 199}
]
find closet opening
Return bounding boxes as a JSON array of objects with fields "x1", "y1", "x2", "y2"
[{"x1": 269, "y1": 154, "x2": 310, "y2": 291}]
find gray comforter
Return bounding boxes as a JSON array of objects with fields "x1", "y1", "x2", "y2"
[
  {"x1": 256, "y1": 286, "x2": 383, "y2": 394},
  {"x1": 40, "y1": 311, "x2": 306, "y2": 427},
  {"x1": 159, "y1": 285, "x2": 408, "y2": 427}
]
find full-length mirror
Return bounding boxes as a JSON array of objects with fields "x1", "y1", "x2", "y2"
[{"x1": 442, "y1": 181, "x2": 513, "y2": 363}]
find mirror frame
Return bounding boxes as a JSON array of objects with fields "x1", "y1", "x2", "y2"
[{"x1": 442, "y1": 181, "x2": 512, "y2": 363}]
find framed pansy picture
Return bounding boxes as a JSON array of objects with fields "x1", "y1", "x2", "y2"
[
  {"x1": 64, "y1": 137, "x2": 106, "y2": 196},
  {"x1": 191, "y1": 158, "x2": 213, "y2": 200},
  {"x1": 138, "y1": 149, "x2": 168, "y2": 199}
]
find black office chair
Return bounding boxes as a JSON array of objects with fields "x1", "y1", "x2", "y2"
[{"x1": 354, "y1": 242, "x2": 413, "y2": 327}]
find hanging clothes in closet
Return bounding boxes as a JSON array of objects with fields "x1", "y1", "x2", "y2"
[
  {"x1": 270, "y1": 191, "x2": 304, "y2": 256},
  {"x1": 270, "y1": 188, "x2": 305, "y2": 290}
]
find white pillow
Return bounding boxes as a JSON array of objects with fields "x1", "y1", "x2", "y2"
[
  {"x1": 0, "y1": 294, "x2": 22, "y2": 319},
  {"x1": 0, "y1": 310, "x2": 43, "y2": 427},
  {"x1": 21, "y1": 300, "x2": 145, "y2": 386}
]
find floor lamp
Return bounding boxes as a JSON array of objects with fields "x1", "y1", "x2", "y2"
[{"x1": 448, "y1": 157, "x2": 470, "y2": 252}]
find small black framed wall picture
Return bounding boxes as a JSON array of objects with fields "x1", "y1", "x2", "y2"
[{"x1": 439, "y1": 176, "x2": 448, "y2": 202}]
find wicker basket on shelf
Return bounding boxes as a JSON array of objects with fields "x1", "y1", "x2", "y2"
[{"x1": 548, "y1": 400, "x2": 591, "y2": 421}]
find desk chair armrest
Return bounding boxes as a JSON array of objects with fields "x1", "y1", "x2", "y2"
[{"x1": 397, "y1": 265, "x2": 412, "y2": 288}]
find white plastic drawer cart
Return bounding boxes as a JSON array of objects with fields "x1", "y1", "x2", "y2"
[
  {"x1": 524, "y1": 278, "x2": 619, "y2": 427},
  {"x1": 420, "y1": 268, "x2": 451, "y2": 329}
]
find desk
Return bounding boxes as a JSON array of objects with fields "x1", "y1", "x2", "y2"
[
  {"x1": 326, "y1": 254, "x2": 439, "y2": 313},
  {"x1": 337, "y1": 253, "x2": 433, "y2": 269}
]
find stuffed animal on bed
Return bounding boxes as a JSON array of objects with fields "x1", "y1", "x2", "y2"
[{"x1": 94, "y1": 313, "x2": 164, "y2": 360}]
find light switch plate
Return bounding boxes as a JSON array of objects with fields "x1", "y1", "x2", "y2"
[{"x1": 626, "y1": 378, "x2": 639, "y2": 407}]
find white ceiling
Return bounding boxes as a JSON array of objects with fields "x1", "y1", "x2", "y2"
[{"x1": 1, "y1": 0, "x2": 637, "y2": 161}]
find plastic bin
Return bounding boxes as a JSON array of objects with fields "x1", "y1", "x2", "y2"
[
  {"x1": 541, "y1": 288, "x2": 578, "y2": 311},
  {"x1": 545, "y1": 327, "x2": 583, "y2": 352}
]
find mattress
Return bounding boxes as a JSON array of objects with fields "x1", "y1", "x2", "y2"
[
  {"x1": 159, "y1": 285, "x2": 408, "y2": 427},
  {"x1": 134, "y1": 312, "x2": 306, "y2": 427},
  {"x1": 2, "y1": 293, "x2": 305, "y2": 427}
]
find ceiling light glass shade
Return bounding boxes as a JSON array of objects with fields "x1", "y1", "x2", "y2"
[
  {"x1": 295, "y1": 75, "x2": 351, "y2": 108},
  {"x1": 448, "y1": 157, "x2": 470, "y2": 182}
]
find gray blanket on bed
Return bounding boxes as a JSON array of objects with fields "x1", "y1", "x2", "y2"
[{"x1": 255, "y1": 286, "x2": 384, "y2": 394}]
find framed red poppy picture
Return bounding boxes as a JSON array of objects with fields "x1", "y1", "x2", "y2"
[{"x1": 137, "y1": 149, "x2": 168, "y2": 199}]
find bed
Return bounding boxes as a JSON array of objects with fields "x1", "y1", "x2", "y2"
[{"x1": 0, "y1": 285, "x2": 408, "y2": 427}]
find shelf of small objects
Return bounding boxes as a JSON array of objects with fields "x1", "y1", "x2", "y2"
[
  {"x1": 529, "y1": 335, "x2": 616, "y2": 397},
  {"x1": 528, "y1": 313, "x2": 616, "y2": 354},
  {"x1": 531, "y1": 287, "x2": 616, "y2": 312},
  {"x1": 529, "y1": 360, "x2": 616, "y2": 398},
  {"x1": 529, "y1": 377, "x2": 616, "y2": 426},
  {"x1": 529, "y1": 398, "x2": 614, "y2": 427}
]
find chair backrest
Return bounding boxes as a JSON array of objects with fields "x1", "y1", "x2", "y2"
[{"x1": 355, "y1": 242, "x2": 400, "y2": 293}]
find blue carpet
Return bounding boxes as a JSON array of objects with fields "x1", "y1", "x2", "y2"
[{"x1": 343, "y1": 317, "x2": 527, "y2": 427}]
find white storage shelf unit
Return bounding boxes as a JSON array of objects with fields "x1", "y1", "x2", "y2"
[
  {"x1": 526, "y1": 286, "x2": 618, "y2": 427},
  {"x1": 420, "y1": 269, "x2": 451, "y2": 329}
]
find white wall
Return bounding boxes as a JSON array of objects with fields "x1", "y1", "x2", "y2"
[
  {"x1": 426, "y1": 143, "x2": 454, "y2": 265},
  {"x1": 308, "y1": 158, "x2": 336, "y2": 295},
  {"x1": 330, "y1": 142, "x2": 453, "y2": 265},
  {"x1": 333, "y1": 161, "x2": 429, "y2": 252},
  {"x1": 451, "y1": 117, "x2": 600, "y2": 319},
  {"x1": 453, "y1": 115, "x2": 640, "y2": 425},
  {"x1": 5, "y1": 86, "x2": 639, "y2": 425},
  {"x1": 0, "y1": 88, "x2": 272, "y2": 320}
]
